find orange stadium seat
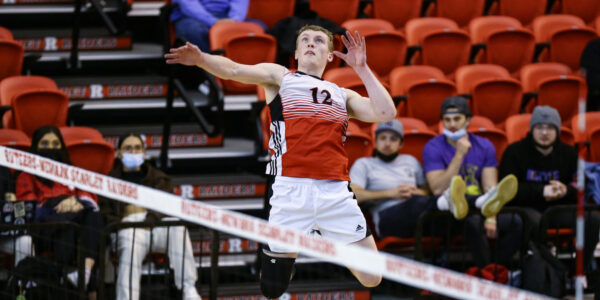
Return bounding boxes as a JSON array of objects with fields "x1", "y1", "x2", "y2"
[
  {"x1": 0, "y1": 40, "x2": 24, "y2": 82},
  {"x1": 405, "y1": 18, "x2": 471, "y2": 76},
  {"x1": 532, "y1": 15, "x2": 598, "y2": 71},
  {"x1": 557, "y1": 0, "x2": 600, "y2": 25},
  {"x1": 431, "y1": 0, "x2": 486, "y2": 28},
  {"x1": 455, "y1": 64, "x2": 522, "y2": 128},
  {"x1": 345, "y1": 120, "x2": 373, "y2": 168},
  {"x1": 496, "y1": 0, "x2": 547, "y2": 26},
  {"x1": 323, "y1": 66, "x2": 389, "y2": 98},
  {"x1": 12, "y1": 91, "x2": 69, "y2": 137},
  {"x1": 469, "y1": 16, "x2": 535, "y2": 75},
  {"x1": 505, "y1": 113, "x2": 575, "y2": 145},
  {"x1": 60, "y1": 126, "x2": 114, "y2": 174},
  {"x1": 0, "y1": 26, "x2": 13, "y2": 40},
  {"x1": 309, "y1": 0, "x2": 360, "y2": 25},
  {"x1": 595, "y1": 15, "x2": 600, "y2": 33},
  {"x1": 520, "y1": 63, "x2": 584, "y2": 125},
  {"x1": 209, "y1": 21, "x2": 265, "y2": 51},
  {"x1": 395, "y1": 117, "x2": 437, "y2": 164},
  {"x1": 341, "y1": 19, "x2": 407, "y2": 79},
  {"x1": 0, "y1": 129, "x2": 30, "y2": 151},
  {"x1": 372, "y1": 0, "x2": 422, "y2": 30},
  {"x1": 467, "y1": 116, "x2": 509, "y2": 160},
  {"x1": 246, "y1": 0, "x2": 296, "y2": 29},
  {"x1": 0, "y1": 75, "x2": 60, "y2": 131},
  {"x1": 389, "y1": 65, "x2": 456, "y2": 129}
]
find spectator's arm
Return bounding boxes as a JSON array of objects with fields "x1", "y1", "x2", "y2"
[
  {"x1": 481, "y1": 167, "x2": 498, "y2": 193},
  {"x1": 15, "y1": 173, "x2": 39, "y2": 202},
  {"x1": 98, "y1": 196, "x2": 120, "y2": 225},
  {"x1": 228, "y1": 0, "x2": 249, "y2": 21},
  {"x1": 350, "y1": 184, "x2": 396, "y2": 203},
  {"x1": 76, "y1": 190, "x2": 99, "y2": 211},
  {"x1": 173, "y1": 0, "x2": 218, "y2": 26},
  {"x1": 425, "y1": 152, "x2": 465, "y2": 196}
]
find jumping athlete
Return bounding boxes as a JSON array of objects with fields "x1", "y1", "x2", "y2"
[{"x1": 165, "y1": 25, "x2": 395, "y2": 297}]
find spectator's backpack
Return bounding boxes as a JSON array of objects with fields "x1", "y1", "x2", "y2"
[
  {"x1": 5, "y1": 257, "x2": 70, "y2": 300},
  {"x1": 522, "y1": 241, "x2": 567, "y2": 297}
]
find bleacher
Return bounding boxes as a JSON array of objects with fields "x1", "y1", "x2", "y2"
[{"x1": 0, "y1": 0, "x2": 599, "y2": 299}]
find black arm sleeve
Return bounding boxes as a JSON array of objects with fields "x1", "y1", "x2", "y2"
[{"x1": 499, "y1": 145, "x2": 546, "y2": 207}]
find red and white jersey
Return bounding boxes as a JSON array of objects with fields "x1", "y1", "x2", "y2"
[{"x1": 266, "y1": 70, "x2": 350, "y2": 181}]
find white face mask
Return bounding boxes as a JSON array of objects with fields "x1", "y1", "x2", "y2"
[
  {"x1": 443, "y1": 128, "x2": 467, "y2": 141},
  {"x1": 121, "y1": 153, "x2": 144, "y2": 170}
]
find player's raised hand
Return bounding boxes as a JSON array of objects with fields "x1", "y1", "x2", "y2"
[
  {"x1": 165, "y1": 42, "x2": 203, "y2": 66},
  {"x1": 333, "y1": 30, "x2": 366, "y2": 68}
]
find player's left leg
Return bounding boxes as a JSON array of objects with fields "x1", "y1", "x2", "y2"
[{"x1": 347, "y1": 235, "x2": 382, "y2": 287}]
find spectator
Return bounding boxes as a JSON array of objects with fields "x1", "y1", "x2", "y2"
[
  {"x1": 15, "y1": 125, "x2": 103, "y2": 288},
  {"x1": 422, "y1": 96, "x2": 522, "y2": 271},
  {"x1": 0, "y1": 166, "x2": 34, "y2": 266},
  {"x1": 100, "y1": 134, "x2": 200, "y2": 300},
  {"x1": 170, "y1": 0, "x2": 265, "y2": 52},
  {"x1": 499, "y1": 105, "x2": 600, "y2": 293},
  {"x1": 580, "y1": 38, "x2": 600, "y2": 111}
]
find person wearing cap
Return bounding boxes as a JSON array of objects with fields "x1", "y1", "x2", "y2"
[
  {"x1": 350, "y1": 119, "x2": 488, "y2": 238},
  {"x1": 499, "y1": 106, "x2": 600, "y2": 292},
  {"x1": 422, "y1": 96, "x2": 522, "y2": 271}
]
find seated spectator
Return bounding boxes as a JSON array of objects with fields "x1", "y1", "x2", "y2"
[
  {"x1": 170, "y1": 0, "x2": 265, "y2": 52},
  {"x1": 422, "y1": 96, "x2": 522, "y2": 272},
  {"x1": 100, "y1": 134, "x2": 200, "y2": 300},
  {"x1": 499, "y1": 106, "x2": 600, "y2": 293},
  {"x1": 15, "y1": 126, "x2": 103, "y2": 288},
  {"x1": 0, "y1": 166, "x2": 34, "y2": 266}
]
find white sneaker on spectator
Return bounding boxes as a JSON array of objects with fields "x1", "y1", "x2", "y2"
[
  {"x1": 183, "y1": 286, "x2": 201, "y2": 300},
  {"x1": 67, "y1": 268, "x2": 90, "y2": 288},
  {"x1": 480, "y1": 174, "x2": 518, "y2": 218},
  {"x1": 443, "y1": 176, "x2": 468, "y2": 220}
]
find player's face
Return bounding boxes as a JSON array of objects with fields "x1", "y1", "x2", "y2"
[
  {"x1": 295, "y1": 30, "x2": 333, "y2": 67},
  {"x1": 375, "y1": 131, "x2": 402, "y2": 155},
  {"x1": 38, "y1": 132, "x2": 61, "y2": 150},
  {"x1": 532, "y1": 123, "x2": 557, "y2": 148},
  {"x1": 118, "y1": 135, "x2": 145, "y2": 159},
  {"x1": 442, "y1": 109, "x2": 468, "y2": 132}
]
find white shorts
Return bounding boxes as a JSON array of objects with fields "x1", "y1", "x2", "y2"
[{"x1": 267, "y1": 176, "x2": 369, "y2": 253}]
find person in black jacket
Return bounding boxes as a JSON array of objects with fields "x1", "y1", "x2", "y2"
[
  {"x1": 499, "y1": 106, "x2": 600, "y2": 292},
  {"x1": 581, "y1": 38, "x2": 600, "y2": 112}
]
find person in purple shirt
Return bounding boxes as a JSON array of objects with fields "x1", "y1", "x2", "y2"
[
  {"x1": 170, "y1": 0, "x2": 265, "y2": 52},
  {"x1": 422, "y1": 96, "x2": 522, "y2": 275}
]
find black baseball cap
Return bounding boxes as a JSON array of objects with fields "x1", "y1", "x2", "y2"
[{"x1": 440, "y1": 96, "x2": 472, "y2": 118}]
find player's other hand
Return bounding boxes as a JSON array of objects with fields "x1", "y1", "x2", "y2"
[
  {"x1": 165, "y1": 42, "x2": 203, "y2": 66},
  {"x1": 333, "y1": 30, "x2": 366, "y2": 68}
]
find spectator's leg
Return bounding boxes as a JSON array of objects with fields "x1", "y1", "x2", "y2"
[
  {"x1": 519, "y1": 207, "x2": 541, "y2": 243},
  {"x1": 0, "y1": 235, "x2": 34, "y2": 266},
  {"x1": 584, "y1": 211, "x2": 600, "y2": 272},
  {"x1": 79, "y1": 210, "x2": 104, "y2": 261},
  {"x1": 174, "y1": 18, "x2": 211, "y2": 52},
  {"x1": 152, "y1": 220, "x2": 198, "y2": 292},
  {"x1": 116, "y1": 228, "x2": 150, "y2": 300},
  {"x1": 495, "y1": 213, "x2": 523, "y2": 266},
  {"x1": 378, "y1": 195, "x2": 436, "y2": 238},
  {"x1": 464, "y1": 214, "x2": 489, "y2": 268}
]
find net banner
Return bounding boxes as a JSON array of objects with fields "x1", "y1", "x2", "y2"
[{"x1": 0, "y1": 146, "x2": 552, "y2": 300}]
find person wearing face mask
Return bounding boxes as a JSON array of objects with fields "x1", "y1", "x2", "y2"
[
  {"x1": 350, "y1": 119, "x2": 504, "y2": 239},
  {"x1": 422, "y1": 96, "x2": 522, "y2": 276},
  {"x1": 500, "y1": 106, "x2": 600, "y2": 295},
  {"x1": 99, "y1": 133, "x2": 201, "y2": 300},
  {"x1": 15, "y1": 125, "x2": 104, "y2": 290}
]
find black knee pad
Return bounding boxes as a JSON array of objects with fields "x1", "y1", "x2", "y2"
[{"x1": 259, "y1": 251, "x2": 295, "y2": 299}]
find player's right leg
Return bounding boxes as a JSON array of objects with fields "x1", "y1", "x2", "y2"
[{"x1": 259, "y1": 249, "x2": 298, "y2": 298}]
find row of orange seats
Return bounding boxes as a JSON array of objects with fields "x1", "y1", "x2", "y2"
[
  {"x1": 344, "y1": 112, "x2": 600, "y2": 170},
  {"x1": 209, "y1": 14, "x2": 597, "y2": 97},
  {"x1": 0, "y1": 126, "x2": 114, "y2": 175},
  {"x1": 245, "y1": 0, "x2": 600, "y2": 31}
]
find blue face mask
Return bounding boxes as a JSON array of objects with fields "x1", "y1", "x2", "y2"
[
  {"x1": 121, "y1": 153, "x2": 144, "y2": 170},
  {"x1": 443, "y1": 128, "x2": 467, "y2": 141}
]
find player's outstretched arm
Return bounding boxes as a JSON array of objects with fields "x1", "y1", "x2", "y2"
[
  {"x1": 165, "y1": 42, "x2": 285, "y2": 87},
  {"x1": 333, "y1": 31, "x2": 395, "y2": 123}
]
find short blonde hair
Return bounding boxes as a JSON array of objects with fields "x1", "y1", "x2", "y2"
[{"x1": 296, "y1": 25, "x2": 334, "y2": 52}]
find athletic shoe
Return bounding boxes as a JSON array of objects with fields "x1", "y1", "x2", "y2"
[
  {"x1": 183, "y1": 286, "x2": 202, "y2": 300},
  {"x1": 480, "y1": 174, "x2": 518, "y2": 218},
  {"x1": 443, "y1": 176, "x2": 468, "y2": 220}
]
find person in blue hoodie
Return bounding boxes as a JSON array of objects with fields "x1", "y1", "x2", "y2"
[{"x1": 170, "y1": 0, "x2": 265, "y2": 52}]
